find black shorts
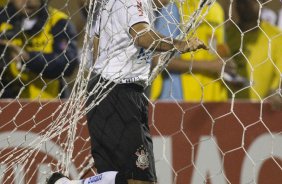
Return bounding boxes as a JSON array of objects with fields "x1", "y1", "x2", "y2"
[{"x1": 86, "y1": 74, "x2": 157, "y2": 182}]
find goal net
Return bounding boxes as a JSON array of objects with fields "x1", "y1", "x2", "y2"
[{"x1": 0, "y1": 0, "x2": 282, "y2": 183}]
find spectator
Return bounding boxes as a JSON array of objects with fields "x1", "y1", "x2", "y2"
[
  {"x1": 151, "y1": 0, "x2": 235, "y2": 101},
  {"x1": 226, "y1": 0, "x2": 282, "y2": 109},
  {"x1": 0, "y1": 0, "x2": 79, "y2": 99}
]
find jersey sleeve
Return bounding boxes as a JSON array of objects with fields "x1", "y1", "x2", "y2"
[{"x1": 126, "y1": 0, "x2": 150, "y2": 32}]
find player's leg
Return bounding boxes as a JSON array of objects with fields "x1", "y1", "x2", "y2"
[
  {"x1": 124, "y1": 87, "x2": 157, "y2": 184},
  {"x1": 86, "y1": 78, "x2": 157, "y2": 184}
]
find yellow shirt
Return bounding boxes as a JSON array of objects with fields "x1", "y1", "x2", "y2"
[
  {"x1": 227, "y1": 21, "x2": 282, "y2": 100},
  {"x1": 151, "y1": 0, "x2": 227, "y2": 101},
  {"x1": 0, "y1": 7, "x2": 68, "y2": 99}
]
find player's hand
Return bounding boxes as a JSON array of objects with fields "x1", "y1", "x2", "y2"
[{"x1": 174, "y1": 37, "x2": 208, "y2": 53}]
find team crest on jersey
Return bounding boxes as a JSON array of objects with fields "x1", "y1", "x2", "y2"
[{"x1": 135, "y1": 145, "x2": 149, "y2": 170}]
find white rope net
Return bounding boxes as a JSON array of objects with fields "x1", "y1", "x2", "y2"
[{"x1": 0, "y1": 0, "x2": 281, "y2": 183}]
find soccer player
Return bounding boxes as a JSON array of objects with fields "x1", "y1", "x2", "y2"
[
  {"x1": 226, "y1": 0, "x2": 282, "y2": 109},
  {"x1": 47, "y1": 0, "x2": 206, "y2": 184},
  {"x1": 0, "y1": 0, "x2": 79, "y2": 99}
]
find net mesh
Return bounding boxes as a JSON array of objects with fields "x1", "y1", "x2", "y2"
[{"x1": 0, "y1": 0, "x2": 282, "y2": 183}]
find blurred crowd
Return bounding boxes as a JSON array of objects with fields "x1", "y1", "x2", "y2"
[
  {"x1": 0, "y1": 0, "x2": 79, "y2": 99},
  {"x1": 0, "y1": 0, "x2": 281, "y2": 109}
]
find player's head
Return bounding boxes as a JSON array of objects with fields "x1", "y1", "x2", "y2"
[
  {"x1": 236, "y1": 0, "x2": 262, "y2": 23},
  {"x1": 152, "y1": 0, "x2": 170, "y2": 9},
  {"x1": 11, "y1": 0, "x2": 45, "y2": 16}
]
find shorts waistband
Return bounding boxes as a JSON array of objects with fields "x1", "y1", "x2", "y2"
[{"x1": 91, "y1": 73, "x2": 145, "y2": 93}]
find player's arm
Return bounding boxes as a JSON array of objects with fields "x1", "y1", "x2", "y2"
[
  {"x1": 152, "y1": 55, "x2": 235, "y2": 75},
  {"x1": 129, "y1": 22, "x2": 207, "y2": 53}
]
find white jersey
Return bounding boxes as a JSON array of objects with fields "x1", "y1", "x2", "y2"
[{"x1": 93, "y1": 0, "x2": 154, "y2": 87}]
